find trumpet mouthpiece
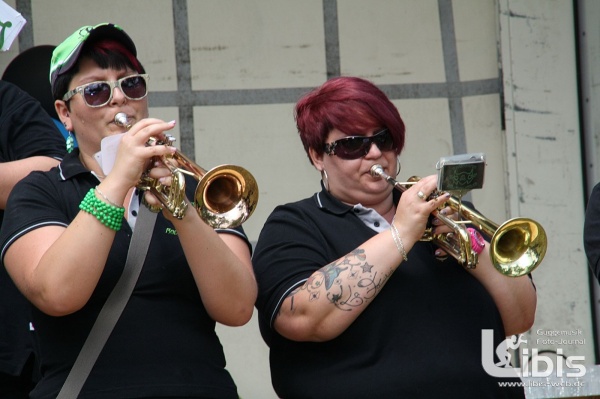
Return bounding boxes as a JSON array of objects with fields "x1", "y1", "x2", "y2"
[
  {"x1": 370, "y1": 164, "x2": 385, "y2": 178},
  {"x1": 114, "y1": 113, "x2": 131, "y2": 129}
]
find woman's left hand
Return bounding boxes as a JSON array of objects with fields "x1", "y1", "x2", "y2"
[
  {"x1": 430, "y1": 204, "x2": 456, "y2": 233},
  {"x1": 430, "y1": 204, "x2": 458, "y2": 258},
  {"x1": 141, "y1": 156, "x2": 192, "y2": 220}
]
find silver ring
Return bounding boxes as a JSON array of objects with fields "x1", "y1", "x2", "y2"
[{"x1": 417, "y1": 191, "x2": 426, "y2": 200}]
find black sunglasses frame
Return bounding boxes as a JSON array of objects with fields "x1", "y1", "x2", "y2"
[{"x1": 323, "y1": 128, "x2": 395, "y2": 160}]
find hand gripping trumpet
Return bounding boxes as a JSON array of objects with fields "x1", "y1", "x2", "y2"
[
  {"x1": 370, "y1": 164, "x2": 547, "y2": 276},
  {"x1": 115, "y1": 113, "x2": 259, "y2": 228}
]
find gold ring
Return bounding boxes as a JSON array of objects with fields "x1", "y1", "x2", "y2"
[{"x1": 417, "y1": 191, "x2": 426, "y2": 200}]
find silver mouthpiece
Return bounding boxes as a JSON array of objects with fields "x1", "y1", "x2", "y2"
[
  {"x1": 114, "y1": 113, "x2": 131, "y2": 129},
  {"x1": 370, "y1": 164, "x2": 385, "y2": 178}
]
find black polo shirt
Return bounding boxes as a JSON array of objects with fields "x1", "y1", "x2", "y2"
[
  {"x1": 0, "y1": 150, "x2": 249, "y2": 398},
  {"x1": 0, "y1": 81, "x2": 65, "y2": 380},
  {"x1": 253, "y1": 186, "x2": 525, "y2": 399}
]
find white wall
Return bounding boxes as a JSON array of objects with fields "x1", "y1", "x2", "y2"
[{"x1": 499, "y1": 0, "x2": 595, "y2": 365}]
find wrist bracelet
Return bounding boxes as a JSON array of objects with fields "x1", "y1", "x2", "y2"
[
  {"x1": 95, "y1": 186, "x2": 121, "y2": 208},
  {"x1": 390, "y1": 222, "x2": 408, "y2": 262},
  {"x1": 80, "y1": 188, "x2": 125, "y2": 231},
  {"x1": 467, "y1": 227, "x2": 486, "y2": 254}
]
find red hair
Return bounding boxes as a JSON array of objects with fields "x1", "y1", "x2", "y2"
[
  {"x1": 86, "y1": 39, "x2": 145, "y2": 74},
  {"x1": 295, "y1": 76, "x2": 405, "y2": 165}
]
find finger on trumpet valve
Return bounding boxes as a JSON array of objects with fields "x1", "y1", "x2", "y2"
[
  {"x1": 165, "y1": 135, "x2": 176, "y2": 146},
  {"x1": 146, "y1": 135, "x2": 176, "y2": 147},
  {"x1": 429, "y1": 190, "x2": 441, "y2": 200}
]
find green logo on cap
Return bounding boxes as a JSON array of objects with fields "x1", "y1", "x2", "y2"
[{"x1": 49, "y1": 23, "x2": 126, "y2": 85}]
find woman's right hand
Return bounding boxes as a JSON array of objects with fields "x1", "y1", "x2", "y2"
[
  {"x1": 109, "y1": 118, "x2": 177, "y2": 189},
  {"x1": 392, "y1": 174, "x2": 450, "y2": 243}
]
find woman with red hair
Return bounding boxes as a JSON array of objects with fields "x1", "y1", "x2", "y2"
[{"x1": 253, "y1": 76, "x2": 535, "y2": 398}]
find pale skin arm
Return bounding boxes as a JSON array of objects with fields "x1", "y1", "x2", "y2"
[
  {"x1": 4, "y1": 119, "x2": 176, "y2": 316},
  {"x1": 0, "y1": 157, "x2": 60, "y2": 208},
  {"x1": 165, "y1": 205, "x2": 257, "y2": 326},
  {"x1": 273, "y1": 174, "x2": 537, "y2": 342},
  {"x1": 5, "y1": 118, "x2": 256, "y2": 326},
  {"x1": 467, "y1": 246, "x2": 537, "y2": 336},
  {"x1": 5, "y1": 197, "x2": 256, "y2": 325},
  {"x1": 274, "y1": 233, "x2": 412, "y2": 342},
  {"x1": 143, "y1": 143, "x2": 257, "y2": 326},
  {"x1": 274, "y1": 175, "x2": 448, "y2": 342}
]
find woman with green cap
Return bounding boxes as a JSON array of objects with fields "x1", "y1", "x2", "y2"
[{"x1": 0, "y1": 23, "x2": 257, "y2": 398}]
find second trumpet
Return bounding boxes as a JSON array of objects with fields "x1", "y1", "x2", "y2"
[{"x1": 370, "y1": 164, "x2": 546, "y2": 277}]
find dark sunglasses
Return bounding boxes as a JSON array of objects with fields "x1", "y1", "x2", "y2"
[
  {"x1": 323, "y1": 128, "x2": 395, "y2": 160},
  {"x1": 62, "y1": 74, "x2": 149, "y2": 107}
]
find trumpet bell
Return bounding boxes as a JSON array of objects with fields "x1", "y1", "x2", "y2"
[
  {"x1": 490, "y1": 217, "x2": 547, "y2": 277},
  {"x1": 114, "y1": 112, "x2": 259, "y2": 228},
  {"x1": 195, "y1": 165, "x2": 259, "y2": 229}
]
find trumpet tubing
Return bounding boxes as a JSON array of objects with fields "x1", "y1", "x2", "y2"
[
  {"x1": 370, "y1": 164, "x2": 547, "y2": 277},
  {"x1": 115, "y1": 113, "x2": 259, "y2": 228}
]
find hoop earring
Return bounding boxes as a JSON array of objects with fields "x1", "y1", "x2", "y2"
[
  {"x1": 321, "y1": 169, "x2": 330, "y2": 192},
  {"x1": 66, "y1": 131, "x2": 75, "y2": 153},
  {"x1": 396, "y1": 157, "x2": 402, "y2": 177}
]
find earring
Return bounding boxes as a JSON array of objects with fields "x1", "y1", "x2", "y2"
[
  {"x1": 321, "y1": 169, "x2": 330, "y2": 192},
  {"x1": 396, "y1": 157, "x2": 402, "y2": 177},
  {"x1": 66, "y1": 131, "x2": 75, "y2": 153}
]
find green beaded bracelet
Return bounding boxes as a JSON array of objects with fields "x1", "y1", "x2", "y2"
[{"x1": 79, "y1": 188, "x2": 125, "y2": 231}]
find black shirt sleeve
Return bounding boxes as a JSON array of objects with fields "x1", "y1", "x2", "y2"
[{"x1": 0, "y1": 80, "x2": 65, "y2": 163}]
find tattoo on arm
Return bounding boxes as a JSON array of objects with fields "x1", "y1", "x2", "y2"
[{"x1": 287, "y1": 249, "x2": 393, "y2": 313}]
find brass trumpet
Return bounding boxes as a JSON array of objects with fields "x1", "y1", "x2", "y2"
[
  {"x1": 370, "y1": 164, "x2": 547, "y2": 277},
  {"x1": 115, "y1": 113, "x2": 259, "y2": 228}
]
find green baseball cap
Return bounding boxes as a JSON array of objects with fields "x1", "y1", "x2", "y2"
[{"x1": 50, "y1": 23, "x2": 137, "y2": 92}]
